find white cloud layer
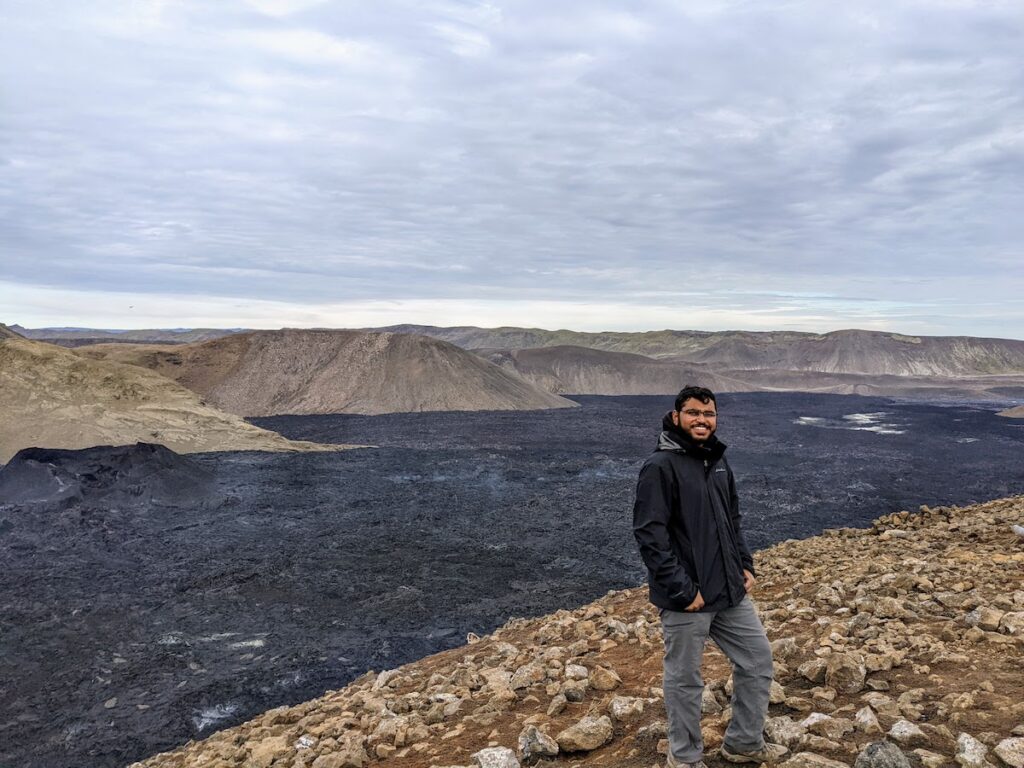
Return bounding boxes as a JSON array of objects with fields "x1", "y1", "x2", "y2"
[{"x1": 1, "y1": 1, "x2": 1022, "y2": 336}]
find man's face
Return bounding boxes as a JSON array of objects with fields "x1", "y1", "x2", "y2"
[{"x1": 672, "y1": 397, "x2": 718, "y2": 443}]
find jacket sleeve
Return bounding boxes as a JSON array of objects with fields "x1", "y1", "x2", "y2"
[
  {"x1": 632, "y1": 461, "x2": 698, "y2": 605},
  {"x1": 728, "y1": 468, "x2": 755, "y2": 574}
]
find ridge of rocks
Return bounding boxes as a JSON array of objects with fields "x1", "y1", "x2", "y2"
[{"x1": 131, "y1": 496, "x2": 1024, "y2": 768}]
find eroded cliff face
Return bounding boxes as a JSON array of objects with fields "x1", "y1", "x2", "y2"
[
  {"x1": 77, "y1": 329, "x2": 576, "y2": 417},
  {"x1": 130, "y1": 496, "x2": 1024, "y2": 768},
  {"x1": 384, "y1": 325, "x2": 1024, "y2": 378}
]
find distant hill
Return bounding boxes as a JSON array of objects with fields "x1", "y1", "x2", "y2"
[
  {"x1": 76, "y1": 329, "x2": 576, "y2": 417},
  {"x1": 0, "y1": 336, "x2": 338, "y2": 463},
  {"x1": 376, "y1": 323, "x2": 726, "y2": 358},
  {"x1": 0, "y1": 323, "x2": 25, "y2": 340},
  {"x1": 477, "y1": 345, "x2": 745, "y2": 395},
  {"x1": 472, "y1": 345, "x2": 1024, "y2": 400},
  {"x1": 10, "y1": 325, "x2": 241, "y2": 346},
  {"x1": 377, "y1": 325, "x2": 1024, "y2": 377}
]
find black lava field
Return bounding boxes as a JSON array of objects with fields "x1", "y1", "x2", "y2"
[{"x1": 3, "y1": 393, "x2": 1024, "y2": 768}]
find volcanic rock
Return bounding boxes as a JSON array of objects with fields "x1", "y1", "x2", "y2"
[
  {"x1": 854, "y1": 741, "x2": 911, "y2": 768},
  {"x1": 0, "y1": 443, "x2": 219, "y2": 507},
  {"x1": 516, "y1": 725, "x2": 558, "y2": 764}
]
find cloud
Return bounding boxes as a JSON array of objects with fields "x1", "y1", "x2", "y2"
[{"x1": 1, "y1": 1, "x2": 1022, "y2": 335}]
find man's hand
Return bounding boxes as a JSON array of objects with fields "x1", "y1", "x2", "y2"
[
  {"x1": 685, "y1": 590, "x2": 705, "y2": 612},
  {"x1": 743, "y1": 569, "x2": 756, "y2": 593}
]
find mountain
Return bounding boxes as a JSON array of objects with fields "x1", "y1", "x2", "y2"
[
  {"x1": 129, "y1": 495, "x2": 1024, "y2": 768},
  {"x1": 477, "y1": 345, "x2": 747, "y2": 395},
  {"x1": 10, "y1": 325, "x2": 241, "y2": 346},
  {"x1": 673, "y1": 328, "x2": 1024, "y2": 377},
  {"x1": 0, "y1": 335, "x2": 337, "y2": 463},
  {"x1": 0, "y1": 323, "x2": 26, "y2": 339},
  {"x1": 470, "y1": 346, "x2": 1024, "y2": 400},
  {"x1": 376, "y1": 325, "x2": 1024, "y2": 377},
  {"x1": 376, "y1": 323, "x2": 726, "y2": 358},
  {"x1": 76, "y1": 329, "x2": 576, "y2": 417}
]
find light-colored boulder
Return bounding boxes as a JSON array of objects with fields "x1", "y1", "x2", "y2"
[
  {"x1": 608, "y1": 695, "x2": 644, "y2": 723},
  {"x1": 510, "y1": 663, "x2": 547, "y2": 690},
  {"x1": 778, "y1": 752, "x2": 851, "y2": 768},
  {"x1": 956, "y1": 733, "x2": 995, "y2": 768},
  {"x1": 555, "y1": 715, "x2": 613, "y2": 752},
  {"x1": 765, "y1": 716, "x2": 808, "y2": 749},
  {"x1": 999, "y1": 612, "x2": 1024, "y2": 636},
  {"x1": 249, "y1": 736, "x2": 291, "y2": 768},
  {"x1": 589, "y1": 665, "x2": 621, "y2": 691},
  {"x1": 994, "y1": 738, "x2": 1024, "y2": 768},
  {"x1": 802, "y1": 713, "x2": 854, "y2": 741},
  {"x1": 912, "y1": 750, "x2": 945, "y2": 768},
  {"x1": 473, "y1": 746, "x2": 520, "y2": 768},
  {"x1": 888, "y1": 719, "x2": 928, "y2": 747},
  {"x1": 825, "y1": 653, "x2": 867, "y2": 694},
  {"x1": 854, "y1": 706, "x2": 882, "y2": 735}
]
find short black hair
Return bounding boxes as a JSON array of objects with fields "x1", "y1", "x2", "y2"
[{"x1": 675, "y1": 385, "x2": 717, "y2": 411}]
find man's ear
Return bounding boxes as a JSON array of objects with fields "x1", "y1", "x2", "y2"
[{"x1": 671, "y1": 410, "x2": 680, "y2": 426}]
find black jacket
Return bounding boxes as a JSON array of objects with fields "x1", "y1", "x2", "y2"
[{"x1": 632, "y1": 420, "x2": 754, "y2": 612}]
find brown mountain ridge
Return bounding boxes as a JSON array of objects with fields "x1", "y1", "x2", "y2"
[
  {"x1": 377, "y1": 325, "x2": 1024, "y2": 378},
  {"x1": 76, "y1": 329, "x2": 576, "y2": 418},
  {"x1": 0, "y1": 335, "x2": 339, "y2": 463}
]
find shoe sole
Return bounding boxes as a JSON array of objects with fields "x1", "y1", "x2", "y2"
[{"x1": 720, "y1": 748, "x2": 777, "y2": 765}]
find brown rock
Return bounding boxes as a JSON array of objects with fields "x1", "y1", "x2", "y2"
[
  {"x1": 249, "y1": 735, "x2": 291, "y2": 768},
  {"x1": 778, "y1": 752, "x2": 851, "y2": 768},
  {"x1": 589, "y1": 665, "x2": 621, "y2": 691},
  {"x1": 555, "y1": 715, "x2": 613, "y2": 752},
  {"x1": 825, "y1": 653, "x2": 867, "y2": 694}
]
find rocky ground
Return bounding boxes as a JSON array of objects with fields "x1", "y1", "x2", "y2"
[
  {"x1": 3, "y1": 394, "x2": 1024, "y2": 767},
  {"x1": 131, "y1": 495, "x2": 1024, "y2": 768}
]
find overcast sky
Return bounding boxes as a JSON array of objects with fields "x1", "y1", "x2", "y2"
[{"x1": 2, "y1": 0, "x2": 1022, "y2": 336}]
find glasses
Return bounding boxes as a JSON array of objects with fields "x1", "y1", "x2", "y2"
[{"x1": 681, "y1": 408, "x2": 717, "y2": 419}]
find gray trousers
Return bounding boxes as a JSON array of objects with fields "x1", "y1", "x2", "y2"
[{"x1": 661, "y1": 596, "x2": 773, "y2": 763}]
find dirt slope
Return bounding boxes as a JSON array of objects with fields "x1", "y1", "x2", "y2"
[
  {"x1": 130, "y1": 495, "x2": 1024, "y2": 768},
  {"x1": 478, "y1": 345, "x2": 751, "y2": 395},
  {"x1": 0, "y1": 336, "x2": 339, "y2": 462},
  {"x1": 998, "y1": 405, "x2": 1024, "y2": 418},
  {"x1": 77, "y1": 329, "x2": 576, "y2": 417}
]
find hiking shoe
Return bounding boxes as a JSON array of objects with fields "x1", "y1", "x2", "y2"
[
  {"x1": 720, "y1": 742, "x2": 788, "y2": 764},
  {"x1": 666, "y1": 756, "x2": 707, "y2": 768}
]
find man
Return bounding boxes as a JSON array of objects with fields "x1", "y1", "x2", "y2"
[{"x1": 633, "y1": 385, "x2": 786, "y2": 768}]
